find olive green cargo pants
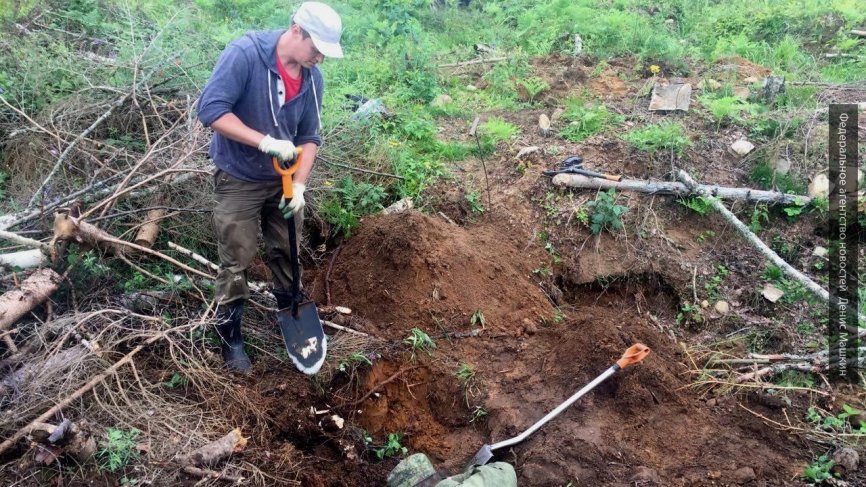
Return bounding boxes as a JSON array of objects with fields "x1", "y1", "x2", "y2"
[{"x1": 212, "y1": 169, "x2": 302, "y2": 304}]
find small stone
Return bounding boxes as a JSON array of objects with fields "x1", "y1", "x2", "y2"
[
  {"x1": 732, "y1": 466, "x2": 756, "y2": 484},
  {"x1": 714, "y1": 301, "x2": 730, "y2": 314},
  {"x1": 383, "y1": 197, "x2": 413, "y2": 215},
  {"x1": 515, "y1": 146, "x2": 541, "y2": 159},
  {"x1": 630, "y1": 466, "x2": 660, "y2": 484},
  {"x1": 706, "y1": 398, "x2": 717, "y2": 407},
  {"x1": 729, "y1": 139, "x2": 755, "y2": 157},
  {"x1": 808, "y1": 173, "x2": 830, "y2": 199},
  {"x1": 538, "y1": 114, "x2": 551, "y2": 137},
  {"x1": 522, "y1": 318, "x2": 538, "y2": 335},
  {"x1": 335, "y1": 306, "x2": 352, "y2": 315},
  {"x1": 701, "y1": 300, "x2": 710, "y2": 308},
  {"x1": 732, "y1": 86, "x2": 750, "y2": 99},
  {"x1": 774, "y1": 157, "x2": 791, "y2": 175},
  {"x1": 813, "y1": 246, "x2": 828, "y2": 258},
  {"x1": 762, "y1": 284, "x2": 785, "y2": 303},
  {"x1": 551, "y1": 107, "x2": 565, "y2": 122},
  {"x1": 431, "y1": 94, "x2": 453, "y2": 108},
  {"x1": 707, "y1": 470, "x2": 722, "y2": 479},
  {"x1": 744, "y1": 76, "x2": 759, "y2": 84},
  {"x1": 832, "y1": 448, "x2": 859, "y2": 477}
]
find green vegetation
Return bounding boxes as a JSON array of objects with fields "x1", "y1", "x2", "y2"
[
  {"x1": 97, "y1": 428, "x2": 140, "y2": 472},
  {"x1": 679, "y1": 196, "x2": 716, "y2": 216},
  {"x1": 703, "y1": 264, "x2": 729, "y2": 301},
  {"x1": 749, "y1": 162, "x2": 806, "y2": 194},
  {"x1": 558, "y1": 96, "x2": 621, "y2": 142},
  {"x1": 470, "y1": 310, "x2": 486, "y2": 329},
  {"x1": 585, "y1": 189, "x2": 629, "y2": 234},
  {"x1": 374, "y1": 432, "x2": 408, "y2": 460},
  {"x1": 403, "y1": 327, "x2": 436, "y2": 359},
  {"x1": 802, "y1": 454, "x2": 834, "y2": 484},
  {"x1": 622, "y1": 122, "x2": 691, "y2": 154},
  {"x1": 456, "y1": 363, "x2": 475, "y2": 385}
]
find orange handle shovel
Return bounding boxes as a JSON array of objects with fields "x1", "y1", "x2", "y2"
[
  {"x1": 616, "y1": 343, "x2": 651, "y2": 369},
  {"x1": 271, "y1": 147, "x2": 304, "y2": 199}
]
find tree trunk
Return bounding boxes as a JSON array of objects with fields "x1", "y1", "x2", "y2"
[
  {"x1": 553, "y1": 173, "x2": 810, "y2": 205},
  {"x1": 0, "y1": 268, "x2": 62, "y2": 351}
]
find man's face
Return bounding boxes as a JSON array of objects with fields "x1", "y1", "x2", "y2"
[{"x1": 296, "y1": 27, "x2": 324, "y2": 67}]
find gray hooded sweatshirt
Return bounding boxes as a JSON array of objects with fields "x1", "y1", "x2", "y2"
[{"x1": 197, "y1": 30, "x2": 323, "y2": 182}]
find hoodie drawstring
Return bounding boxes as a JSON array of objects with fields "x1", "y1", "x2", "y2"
[{"x1": 267, "y1": 70, "x2": 279, "y2": 128}]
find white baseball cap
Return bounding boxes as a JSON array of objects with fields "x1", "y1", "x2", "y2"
[{"x1": 293, "y1": 2, "x2": 344, "y2": 59}]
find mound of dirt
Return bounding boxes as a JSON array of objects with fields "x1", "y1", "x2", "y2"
[
  {"x1": 322, "y1": 210, "x2": 556, "y2": 336},
  {"x1": 342, "y1": 280, "x2": 808, "y2": 486}
]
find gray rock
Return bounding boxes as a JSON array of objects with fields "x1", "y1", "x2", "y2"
[{"x1": 732, "y1": 466, "x2": 756, "y2": 484}]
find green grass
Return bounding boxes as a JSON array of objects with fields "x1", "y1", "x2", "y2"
[
  {"x1": 622, "y1": 122, "x2": 692, "y2": 154},
  {"x1": 558, "y1": 96, "x2": 622, "y2": 143},
  {"x1": 749, "y1": 161, "x2": 807, "y2": 194}
]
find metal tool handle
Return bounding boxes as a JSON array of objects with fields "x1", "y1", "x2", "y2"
[
  {"x1": 271, "y1": 147, "x2": 304, "y2": 199},
  {"x1": 489, "y1": 343, "x2": 650, "y2": 453}
]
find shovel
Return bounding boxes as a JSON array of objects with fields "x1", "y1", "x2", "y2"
[
  {"x1": 542, "y1": 155, "x2": 622, "y2": 182},
  {"x1": 272, "y1": 154, "x2": 327, "y2": 375},
  {"x1": 467, "y1": 343, "x2": 650, "y2": 468}
]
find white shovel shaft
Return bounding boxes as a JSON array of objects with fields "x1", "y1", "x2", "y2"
[{"x1": 489, "y1": 364, "x2": 618, "y2": 452}]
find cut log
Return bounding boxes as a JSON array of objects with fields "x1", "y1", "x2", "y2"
[
  {"x1": 552, "y1": 173, "x2": 810, "y2": 205},
  {"x1": 177, "y1": 428, "x2": 247, "y2": 468},
  {"x1": 0, "y1": 249, "x2": 46, "y2": 270},
  {"x1": 134, "y1": 208, "x2": 166, "y2": 248},
  {"x1": 676, "y1": 170, "x2": 866, "y2": 338},
  {"x1": 0, "y1": 268, "x2": 61, "y2": 351}
]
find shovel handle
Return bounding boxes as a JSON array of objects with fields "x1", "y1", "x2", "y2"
[
  {"x1": 616, "y1": 343, "x2": 650, "y2": 369},
  {"x1": 271, "y1": 148, "x2": 304, "y2": 199}
]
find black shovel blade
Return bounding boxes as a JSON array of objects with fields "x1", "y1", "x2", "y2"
[{"x1": 277, "y1": 300, "x2": 327, "y2": 375}]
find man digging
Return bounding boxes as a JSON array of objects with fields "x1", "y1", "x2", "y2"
[{"x1": 197, "y1": 2, "x2": 343, "y2": 372}]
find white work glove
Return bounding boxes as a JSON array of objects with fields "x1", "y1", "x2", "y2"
[
  {"x1": 258, "y1": 135, "x2": 297, "y2": 163},
  {"x1": 279, "y1": 182, "x2": 306, "y2": 219}
]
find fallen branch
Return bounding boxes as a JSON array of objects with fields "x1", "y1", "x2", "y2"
[
  {"x1": 168, "y1": 241, "x2": 220, "y2": 272},
  {"x1": 54, "y1": 214, "x2": 214, "y2": 280},
  {"x1": 0, "y1": 329, "x2": 169, "y2": 456},
  {"x1": 347, "y1": 366, "x2": 419, "y2": 406},
  {"x1": 0, "y1": 249, "x2": 46, "y2": 270},
  {"x1": 133, "y1": 208, "x2": 166, "y2": 248},
  {"x1": 317, "y1": 155, "x2": 405, "y2": 180},
  {"x1": 852, "y1": 30, "x2": 866, "y2": 38},
  {"x1": 27, "y1": 65, "x2": 160, "y2": 209},
  {"x1": 553, "y1": 173, "x2": 810, "y2": 205},
  {"x1": 321, "y1": 320, "x2": 369, "y2": 337},
  {"x1": 438, "y1": 56, "x2": 507, "y2": 68},
  {"x1": 676, "y1": 170, "x2": 866, "y2": 338},
  {"x1": 182, "y1": 466, "x2": 243, "y2": 483},
  {"x1": 0, "y1": 268, "x2": 62, "y2": 352},
  {"x1": 177, "y1": 428, "x2": 247, "y2": 468},
  {"x1": 0, "y1": 230, "x2": 51, "y2": 252}
]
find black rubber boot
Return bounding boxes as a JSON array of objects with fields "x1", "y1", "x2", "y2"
[
  {"x1": 272, "y1": 289, "x2": 293, "y2": 310},
  {"x1": 215, "y1": 301, "x2": 251, "y2": 373}
]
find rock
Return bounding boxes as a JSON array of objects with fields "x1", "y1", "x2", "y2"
[
  {"x1": 808, "y1": 173, "x2": 830, "y2": 199},
  {"x1": 832, "y1": 448, "x2": 859, "y2": 477},
  {"x1": 762, "y1": 284, "x2": 785, "y2": 303},
  {"x1": 732, "y1": 86, "x2": 750, "y2": 99},
  {"x1": 538, "y1": 114, "x2": 551, "y2": 137},
  {"x1": 515, "y1": 146, "x2": 541, "y2": 159},
  {"x1": 702, "y1": 79, "x2": 722, "y2": 91},
  {"x1": 383, "y1": 197, "x2": 413, "y2": 215},
  {"x1": 761, "y1": 76, "x2": 785, "y2": 103},
  {"x1": 714, "y1": 301, "x2": 730, "y2": 314},
  {"x1": 551, "y1": 107, "x2": 565, "y2": 122},
  {"x1": 774, "y1": 157, "x2": 791, "y2": 175},
  {"x1": 729, "y1": 139, "x2": 755, "y2": 157},
  {"x1": 649, "y1": 82, "x2": 692, "y2": 111},
  {"x1": 701, "y1": 300, "x2": 709, "y2": 308},
  {"x1": 630, "y1": 466, "x2": 660, "y2": 484},
  {"x1": 732, "y1": 467, "x2": 756, "y2": 484},
  {"x1": 431, "y1": 94, "x2": 452, "y2": 108},
  {"x1": 522, "y1": 318, "x2": 538, "y2": 335},
  {"x1": 813, "y1": 246, "x2": 828, "y2": 258},
  {"x1": 335, "y1": 306, "x2": 352, "y2": 315},
  {"x1": 706, "y1": 398, "x2": 717, "y2": 407}
]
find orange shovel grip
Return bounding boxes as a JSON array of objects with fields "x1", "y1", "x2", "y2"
[
  {"x1": 271, "y1": 147, "x2": 303, "y2": 199},
  {"x1": 616, "y1": 343, "x2": 650, "y2": 369}
]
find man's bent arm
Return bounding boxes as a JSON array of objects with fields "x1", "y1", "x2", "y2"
[{"x1": 211, "y1": 113, "x2": 267, "y2": 148}]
